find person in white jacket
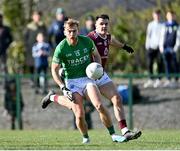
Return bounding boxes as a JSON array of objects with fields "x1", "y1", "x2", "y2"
[{"x1": 144, "y1": 9, "x2": 164, "y2": 88}]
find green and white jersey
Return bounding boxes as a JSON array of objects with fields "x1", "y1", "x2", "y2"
[{"x1": 52, "y1": 35, "x2": 95, "y2": 79}]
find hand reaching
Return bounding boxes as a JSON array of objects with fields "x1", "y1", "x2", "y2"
[
  {"x1": 123, "y1": 44, "x2": 134, "y2": 53},
  {"x1": 60, "y1": 86, "x2": 74, "y2": 101}
]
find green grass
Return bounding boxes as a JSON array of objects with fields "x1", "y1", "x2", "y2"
[{"x1": 0, "y1": 129, "x2": 179, "y2": 150}]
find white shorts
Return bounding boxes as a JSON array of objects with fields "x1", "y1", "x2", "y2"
[
  {"x1": 65, "y1": 77, "x2": 96, "y2": 96},
  {"x1": 95, "y1": 72, "x2": 112, "y2": 87}
]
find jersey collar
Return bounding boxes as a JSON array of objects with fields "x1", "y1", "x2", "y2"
[
  {"x1": 66, "y1": 37, "x2": 78, "y2": 46},
  {"x1": 95, "y1": 30, "x2": 107, "y2": 39}
]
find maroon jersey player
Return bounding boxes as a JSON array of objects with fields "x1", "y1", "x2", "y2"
[
  {"x1": 88, "y1": 14, "x2": 141, "y2": 141},
  {"x1": 88, "y1": 32, "x2": 111, "y2": 67},
  {"x1": 88, "y1": 15, "x2": 133, "y2": 68}
]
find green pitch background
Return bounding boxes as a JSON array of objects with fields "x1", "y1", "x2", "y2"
[{"x1": 0, "y1": 129, "x2": 179, "y2": 150}]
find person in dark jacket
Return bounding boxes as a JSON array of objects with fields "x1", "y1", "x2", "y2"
[
  {"x1": 4, "y1": 78, "x2": 24, "y2": 130},
  {"x1": 79, "y1": 15, "x2": 95, "y2": 36},
  {"x1": 24, "y1": 11, "x2": 47, "y2": 86},
  {"x1": 0, "y1": 13, "x2": 13, "y2": 75},
  {"x1": 48, "y1": 8, "x2": 66, "y2": 48},
  {"x1": 159, "y1": 10, "x2": 180, "y2": 87}
]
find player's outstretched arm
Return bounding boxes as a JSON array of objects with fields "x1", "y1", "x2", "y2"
[{"x1": 110, "y1": 36, "x2": 134, "y2": 53}]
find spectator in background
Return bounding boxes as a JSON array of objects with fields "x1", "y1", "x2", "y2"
[
  {"x1": 79, "y1": 15, "x2": 95, "y2": 35},
  {"x1": 4, "y1": 78, "x2": 24, "y2": 130},
  {"x1": 0, "y1": 13, "x2": 13, "y2": 75},
  {"x1": 32, "y1": 32, "x2": 51, "y2": 94},
  {"x1": 48, "y1": 8, "x2": 66, "y2": 48},
  {"x1": 24, "y1": 11, "x2": 47, "y2": 86},
  {"x1": 159, "y1": 10, "x2": 180, "y2": 87},
  {"x1": 144, "y1": 9, "x2": 164, "y2": 88}
]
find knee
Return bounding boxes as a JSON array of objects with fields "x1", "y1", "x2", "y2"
[
  {"x1": 74, "y1": 110, "x2": 84, "y2": 121},
  {"x1": 86, "y1": 82, "x2": 97, "y2": 94},
  {"x1": 94, "y1": 104, "x2": 104, "y2": 113},
  {"x1": 111, "y1": 94, "x2": 123, "y2": 106}
]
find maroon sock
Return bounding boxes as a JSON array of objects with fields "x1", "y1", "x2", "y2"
[
  {"x1": 54, "y1": 95, "x2": 59, "y2": 103},
  {"x1": 119, "y1": 119, "x2": 127, "y2": 129}
]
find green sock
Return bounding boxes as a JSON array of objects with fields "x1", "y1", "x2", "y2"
[
  {"x1": 83, "y1": 133, "x2": 89, "y2": 138},
  {"x1": 107, "y1": 125, "x2": 115, "y2": 135}
]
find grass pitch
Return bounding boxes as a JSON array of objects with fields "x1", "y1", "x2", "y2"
[{"x1": 0, "y1": 129, "x2": 179, "y2": 150}]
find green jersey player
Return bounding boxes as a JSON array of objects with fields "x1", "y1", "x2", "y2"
[{"x1": 41, "y1": 18, "x2": 127, "y2": 144}]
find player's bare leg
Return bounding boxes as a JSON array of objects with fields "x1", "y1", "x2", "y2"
[
  {"x1": 99, "y1": 82, "x2": 125, "y2": 121},
  {"x1": 41, "y1": 90, "x2": 72, "y2": 109},
  {"x1": 70, "y1": 92, "x2": 89, "y2": 143},
  {"x1": 99, "y1": 81, "x2": 142, "y2": 140},
  {"x1": 86, "y1": 84, "x2": 112, "y2": 128},
  {"x1": 86, "y1": 83, "x2": 127, "y2": 142},
  {"x1": 41, "y1": 90, "x2": 90, "y2": 143}
]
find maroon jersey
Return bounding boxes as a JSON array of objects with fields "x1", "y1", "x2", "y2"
[{"x1": 87, "y1": 31, "x2": 111, "y2": 68}]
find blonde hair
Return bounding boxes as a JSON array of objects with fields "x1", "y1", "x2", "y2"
[{"x1": 64, "y1": 18, "x2": 79, "y2": 28}]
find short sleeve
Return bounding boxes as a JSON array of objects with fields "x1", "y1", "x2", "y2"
[
  {"x1": 88, "y1": 37, "x2": 96, "y2": 53},
  {"x1": 52, "y1": 44, "x2": 61, "y2": 64}
]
